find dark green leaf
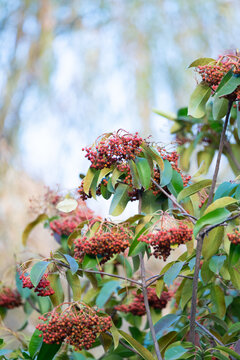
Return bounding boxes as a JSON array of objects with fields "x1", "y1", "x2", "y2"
[
  {"x1": 211, "y1": 285, "x2": 226, "y2": 318},
  {"x1": 214, "y1": 346, "x2": 240, "y2": 360},
  {"x1": 29, "y1": 329, "x2": 43, "y2": 358},
  {"x1": 215, "y1": 70, "x2": 233, "y2": 94},
  {"x1": 229, "y1": 243, "x2": 240, "y2": 267},
  {"x1": 37, "y1": 342, "x2": 61, "y2": 360},
  {"x1": 135, "y1": 157, "x2": 151, "y2": 189},
  {"x1": 109, "y1": 184, "x2": 129, "y2": 216}
]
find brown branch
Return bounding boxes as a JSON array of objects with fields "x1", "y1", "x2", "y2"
[
  {"x1": 195, "y1": 320, "x2": 224, "y2": 346},
  {"x1": 207, "y1": 100, "x2": 233, "y2": 206}
]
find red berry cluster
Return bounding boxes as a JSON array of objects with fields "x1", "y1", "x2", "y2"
[
  {"x1": 19, "y1": 272, "x2": 54, "y2": 296},
  {"x1": 74, "y1": 224, "x2": 131, "y2": 264},
  {"x1": 115, "y1": 288, "x2": 171, "y2": 316},
  {"x1": 138, "y1": 223, "x2": 193, "y2": 261},
  {"x1": 50, "y1": 203, "x2": 94, "y2": 237},
  {"x1": 36, "y1": 305, "x2": 112, "y2": 351},
  {"x1": 0, "y1": 287, "x2": 22, "y2": 309},
  {"x1": 227, "y1": 227, "x2": 240, "y2": 244},
  {"x1": 83, "y1": 131, "x2": 143, "y2": 169},
  {"x1": 195, "y1": 54, "x2": 240, "y2": 99}
]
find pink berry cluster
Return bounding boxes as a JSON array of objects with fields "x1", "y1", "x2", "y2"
[
  {"x1": 82, "y1": 130, "x2": 144, "y2": 170},
  {"x1": 36, "y1": 304, "x2": 112, "y2": 351},
  {"x1": 195, "y1": 53, "x2": 240, "y2": 99},
  {"x1": 115, "y1": 288, "x2": 171, "y2": 316},
  {"x1": 50, "y1": 202, "x2": 94, "y2": 237},
  {"x1": 19, "y1": 272, "x2": 54, "y2": 296},
  {"x1": 0, "y1": 287, "x2": 22, "y2": 309},
  {"x1": 74, "y1": 223, "x2": 131, "y2": 264},
  {"x1": 138, "y1": 223, "x2": 193, "y2": 261},
  {"x1": 227, "y1": 227, "x2": 240, "y2": 244}
]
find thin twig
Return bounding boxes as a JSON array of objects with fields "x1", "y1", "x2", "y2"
[
  {"x1": 207, "y1": 100, "x2": 233, "y2": 206},
  {"x1": 139, "y1": 254, "x2": 162, "y2": 360},
  {"x1": 105, "y1": 331, "x2": 139, "y2": 355},
  {"x1": 195, "y1": 320, "x2": 224, "y2": 346},
  {"x1": 146, "y1": 274, "x2": 193, "y2": 287},
  {"x1": 151, "y1": 178, "x2": 195, "y2": 224}
]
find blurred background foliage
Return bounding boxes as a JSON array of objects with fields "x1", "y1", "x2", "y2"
[{"x1": 1, "y1": 0, "x2": 240, "y2": 283}]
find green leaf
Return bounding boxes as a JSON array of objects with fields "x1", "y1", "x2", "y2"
[
  {"x1": 141, "y1": 144, "x2": 164, "y2": 171},
  {"x1": 153, "y1": 109, "x2": 176, "y2": 121},
  {"x1": 215, "y1": 70, "x2": 233, "y2": 94},
  {"x1": 62, "y1": 254, "x2": 79, "y2": 274},
  {"x1": 100, "y1": 183, "x2": 112, "y2": 199},
  {"x1": 16, "y1": 271, "x2": 31, "y2": 299},
  {"x1": 135, "y1": 157, "x2": 151, "y2": 189},
  {"x1": 56, "y1": 198, "x2": 78, "y2": 213},
  {"x1": 37, "y1": 296, "x2": 51, "y2": 314},
  {"x1": 214, "y1": 346, "x2": 240, "y2": 360},
  {"x1": 37, "y1": 342, "x2": 61, "y2": 360},
  {"x1": 22, "y1": 214, "x2": 48, "y2": 246},
  {"x1": 228, "y1": 322, "x2": 240, "y2": 334},
  {"x1": 193, "y1": 208, "x2": 230, "y2": 237},
  {"x1": 66, "y1": 270, "x2": 81, "y2": 301},
  {"x1": 229, "y1": 243, "x2": 240, "y2": 267},
  {"x1": 214, "y1": 182, "x2": 236, "y2": 200},
  {"x1": 160, "y1": 160, "x2": 173, "y2": 187},
  {"x1": 202, "y1": 226, "x2": 224, "y2": 260},
  {"x1": 48, "y1": 274, "x2": 64, "y2": 306},
  {"x1": 96, "y1": 281, "x2": 120, "y2": 308},
  {"x1": 163, "y1": 262, "x2": 184, "y2": 286},
  {"x1": 209, "y1": 255, "x2": 226, "y2": 274},
  {"x1": 177, "y1": 180, "x2": 212, "y2": 202},
  {"x1": 165, "y1": 345, "x2": 188, "y2": 360},
  {"x1": 82, "y1": 254, "x2": 98, "y2": 269},
  {"x1": 212, "y1": 352, "x2": 232, "y2": 360},
  {"x1": 118, "y1": 330, "x2": 155, "y2": 360},
  {"x1": 97, "y1": 167, "x2": 113, "y2": 186},
  {"x1": 155, "y1": 278, "x2": 164, "y2": 298},
  {"x1": 229, "y1": 263, "x2": 240, "y2": 290},
  {"x1": 188, "y1": 57, "x2": 215, "y2": 68},
  {"x1": 211, "y1": 285, "x2": 226, "y2": 318},
  {"x1": 109, "y1": 184, "x2": 129, "y2": 216},
  {"x1": 201, "y1": 260, "x2": 214, "y2": 284},
  {"x1": 169, "y1": 170, "x2": 184, "y2": 195},
  {"x1": 89, "y1": 170, "x2": 100, "y2": 199},
  {"x1": 129, "y1": 160, "x2": 141, "y2": 189},
  {"x1": 83, "y1": 167, "x2": 97, "y2": 195},
  {"x1": 29, "y1": 329, "x2": 43, "y2": 358},
  {"x1": 204, "y1": 196, "x2": 238, "y2": 215},
  {"x1": 67, "y1": 220, "x2": 89, "y2": 248},
  {"x1": 154, "y1": 314, "x2": 179, "y2": 340},
  {"x1": 30, "y1": 261, "x2": 50, "y2": 287},
  {"x1": 111, "y1": 168, "x2": 123, "y2": 187},
  {"x1": 180, "y1": 279, "x2": 195, "y2": 309},
  {"x1": 196, "y1": 149, "x2": 215, "y2": 176},
  {"x1": 110, "y1": 323, "x2": 119, "y2": 349},
  {"x1": 237, "y1": 107, "x2": 240, "y2": 140},
  {"x1": 212, "y1": 96, "x2": 228, "y2": 120},
  {"x1": 216, "y1": 72, "x2": 240, "y2": 97},
  {"x1": 188, "y1": 82, "x2": 211, "y2": 118}
]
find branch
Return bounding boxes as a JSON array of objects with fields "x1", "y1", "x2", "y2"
[
  {"x1": 151, "y1": 178, "x2": 195, "y2": 224},
  {"x1": 207, "y1": 100, "x2": 233, "y2": 206},
  {"x1": 139, "y1": 254, "x2": 162, "y2": 360},
  {"x1": 195, "y1": 321, "x2": 224, "y2": 346},
  {"x1": 146, "y1": 274, "x2": 193, "y2": 287},
  {"x1": 55, "y1": 260, "x2": 141, "y2": 285},
  {"x1": 224, "y1": 140, "x2": 240, "y2": 171},
  {"x1": 105, "y1": 331, "x2": 139, "y2": 355}
]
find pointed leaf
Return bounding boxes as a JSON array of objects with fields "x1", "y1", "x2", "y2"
[
  {"x1": 118, "y1": 330, "x2": 155, "y2": 360},
  {"x1": 211, "y1": 285, "x2": 226, "y2": 318},
  {"x1": 188, "y1": 57, "x2": 215, "y2": 68},
  {"x1": 160, "y1": 160, "x2": 173, "y2": 187},
  {"x1": 163, "y1": 262, "x2": 184, "y2": 286},
  {"x1": 212, "y1": 96, "x2": 228, "y2": 120},
  {"x1": 135, "y1": 157, "x2": 151, "y2": 189},
  {"x1": 37, "y1": 342, "x2": 61, "y2": 360},
  {"x1": 153, "y1": 109, "x2": 176, "y2": 120},
  {"x1": 110, "y1": 323, "x2": 119, "y2": 349},
  {"x1": 216, "y1": 72, "x2": 240, "y2": 97},
  {"x1": 194, "y1": 208, "x2": 230, "y2": 237},
  {"x1": 202, "y1": 226, "x2": 224, "y2": 260},
  {"x1": 214, "y1": 346, "x2": 240, "y2": 360},
  {"x1": 66, "y1": 270, "x2": 81, "y2": 301},
  {"x1": 204, "y1": 196, "x2": 238, "y2": 215},
  {"x1": 30, "y1": 261, "x2": 50, "y2": 287},
  {"x1": 48, "y1": 274, "x2": 64, "y2": 306},
  {"x1": 188, "y1": 82, "x2": 211, "y2": 118},
  {"x1": 22, "y1": 214, "x2": 48, "y2": 246},
  {"x1": 215, "y1": 70, "x2": 233, "y2": 94},
  {"x1": 83, "y1": 167, "x2": 97, "y2": 195},
  {"x1": 165, "y1": 345, "x2": 189, "y2": 360},
  {"x1": 62, "y1": 254, "x2": 79, "y2": 274},
  {"x1": 29, "y1": 329, "x2": 43, "y2": 358},
  {"x1": 177, "y1": 180, "x2": 212, "y2": 202},
  {"x1": 140, "y1": 144, "x2": 164, "y2": 171},
  {"x1": 109, "y1": 184, "x2": 129, "y2": 216}
]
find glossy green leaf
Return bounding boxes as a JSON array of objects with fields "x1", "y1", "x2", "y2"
[
  {"x1": 135, "y1": 156, "x2": 151, "y2": 189},
  {"x1": 96, "y1": 281, "x2": 120, "y2": 308},
  {"x1": 37, "y1": 342, "x2": 61, "y2": 360},
  {"x1": 29, "y1": 329, "x2": 43, "y2": 358},
  {"x1": 89, "y1": 169, "x2": 100, "y2": 199},
  {"x1": 177, "y1": 179, "x2": 212, "y2": 202},
  {"x1": 82, "y1": 254, "x2": 98, "y2": 269},
  {"x1": 215, "y1": 70, "x2": 233, "y2": 94},
  {"x1": 180, "y1": 279, "x2": 194, "y2": 309},
  {"x1": 118, "y1": 330, "x2": 155, "y2": 360},
  {"x1": 214, "y1": 182, "x2": 236, "y2": 200},
  {"x1": 211, "y1": 285, "x2": 226, "y2": 318},
  {"x1": 160, "y1": 160, "x2": 173, "y2": 187},
  {"x1": 188, "y1": 57, "x2": 215, "y2": 68},
  {"x1": 204, "y1": 196, "x2": 238, "y2": 215},
  {"x1": 62, "y1": 254, "x2": 79, "y2": 274},
  {"x1": 100, "y1": 183, "x2": 112, "y2": 199},
  {"x1": 83, "y1": 167, "x2": 97, "y2": 195},
  {"x1": 30, "y1": 261, "x2": 50, "y2": 287},
  {"x1": 188, "y1": 82, "x2": 211, "y2": 118},
  {"x1": 37, "y1": 296, "x2": 51, "y2": 314},
  {"x1": 202, "y1": 226, "x2": 224, "y2": 260},
  {"x1": 212, "y1": 96, "x2": 228, "y2": 120},
  {"x1": 209, "y1": 255, "x2": 226, "y2": 274},
  {"x1": 110, "y1": 323, "x2": 119, "y2": 349},
  {"x1": 216, "y1": 73, "x2": 240, "y2": 97},
  {"x1": 168, "y1": 170, "x2": 184, "y2": 197},
  {"x1": 66, "y1": 270, "x2": 81, "y2": 301},
  {"x1": 214, "y1": 346, "x2": 240, "y2": 360},
  {"x1": 165, "y1": 345, "x2": 188, "y2": 360},
  {"x1": 193, "y1": 208, "x2": 230, "y2": 237},
  {"x1": 109, "y1": 184, "x2": 129, "y2": 216},
  {"x1": 229, "y1": 243, "x2": 240, "y2": 267},
  {"x1": 22, "y1": 214, "x2": 48, "y2": 246},
  {"x1": 48, "y1": 274, "x2": 64, "y2": 307},
  {"x1": 163, "y1": 262, "x2": 184, "y2": 286}
]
